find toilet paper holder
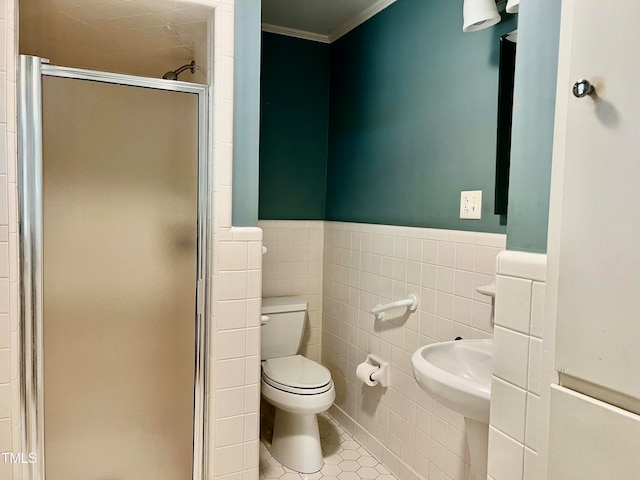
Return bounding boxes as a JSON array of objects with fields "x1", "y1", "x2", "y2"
[{"x1": 362, "y1": 354, "x2": 389, "y2": 387}]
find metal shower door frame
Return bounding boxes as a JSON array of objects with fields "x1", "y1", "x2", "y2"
[{"x1": 17, "y1": 55, "x2": 210, "y2": 480}]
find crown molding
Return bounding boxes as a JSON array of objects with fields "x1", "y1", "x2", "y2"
[
  {"x1": 261, "y1": 23, "x2": 330, "y2": 44},
  {"x1": 261, "y1": 0, "x2": 397, "y2": 45},
  {"x1": 328, "y1": 0, "x2": 397, "y2": 43}
]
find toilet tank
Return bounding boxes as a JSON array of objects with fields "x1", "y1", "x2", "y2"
[{"x1": 261, "y1": 296, "x2": 308, "y2": 360}]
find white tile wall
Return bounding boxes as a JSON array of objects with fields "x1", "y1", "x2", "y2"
[
  {"x1": 322, "y1": 221, "x2": 505, "y2": 480},
  {"x1": 487, "y1": 427, "x2": 524, "y2": 480},
  {"x1": 207, "y1": 1, "x2": 266, "y2": 477},
  {"x1": 259, "y1": 220, "x2": 324, "y2": 362},
  {"x1": 487, "y1": 251, "x2": 547, "y2": 480},
  {"x1": 0, "y1": 1, "x2": 20, "y2": 479},
  {"x1": 208, "y1": 228, "x2": 263, "y2": 480}
]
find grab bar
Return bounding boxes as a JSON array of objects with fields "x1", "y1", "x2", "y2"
[{"x1": 371, "y1": 294, "x2": 418, "y2": 320}]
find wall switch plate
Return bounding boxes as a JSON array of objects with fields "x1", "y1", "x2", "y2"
[{"x1": 460, "y1": 190, "x2": 482, "y2": 219}]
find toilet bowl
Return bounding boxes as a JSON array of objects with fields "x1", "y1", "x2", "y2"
[
  {"x1": 261, "y1": 297, "x2": 335, "y2": 473},
  {"x1": 262, "y1": 354, "x2": 335, "y2": 472}
]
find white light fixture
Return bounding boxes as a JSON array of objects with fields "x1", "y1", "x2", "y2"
[
  {"x1": 506, "y1": 0, "x2": 519, "y2": 13},
  {"x1": 463, "y1": 0, "x2": 501, "y2": 32}
]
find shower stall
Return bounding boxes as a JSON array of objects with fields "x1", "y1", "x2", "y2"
[{"x1": 17, "y1": 56, "x2": 209, "y2": 480}]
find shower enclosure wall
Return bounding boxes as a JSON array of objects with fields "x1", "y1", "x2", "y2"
[{"x1": 18, "y1": 56, "x2": 209, "y2": 480}]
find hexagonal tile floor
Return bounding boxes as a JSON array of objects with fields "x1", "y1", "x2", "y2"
[{"x1": 260, "y1": 414, "x2": 397, "y2": 480}]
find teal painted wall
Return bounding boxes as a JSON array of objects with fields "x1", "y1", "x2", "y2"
[
  {"x1": 325, "y1": 0, "x2": 517, "y2": 232},
  {"x1": 232, "y1": 0, "x2": 261, "y2": 226},
  {"x1": 259, "y1": 33, "x2": 330, "y2": 220},
  {"x1": 506, "y1": 0, "x2": 561, "y2": 253}
]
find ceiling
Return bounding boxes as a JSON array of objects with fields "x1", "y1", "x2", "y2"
[
  {"x1": 19, "y1": 0, "x2": 398, "y2": 76},
  {"x1": 19, "y1": 0, "x2": 211, "y2": 79},
  {"x1": 261, "y1": 0, "x2": 397, "y2": 43}
]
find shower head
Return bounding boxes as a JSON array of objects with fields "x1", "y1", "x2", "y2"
[{"x1": 162, "y1": 60, "x2": 196, "y2": 80}]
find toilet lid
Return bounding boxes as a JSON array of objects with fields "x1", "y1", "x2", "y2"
[{"x1": 262, "y1": 355, "x2": 331, "y2": 389}]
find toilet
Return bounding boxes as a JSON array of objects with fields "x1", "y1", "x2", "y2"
[{"x1": 261, "y1": 296, "x2": 335, "y2": 474}]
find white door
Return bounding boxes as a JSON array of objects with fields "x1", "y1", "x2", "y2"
[{"x1": 554, "y1": 0, "x2": 640, "y2": 401}]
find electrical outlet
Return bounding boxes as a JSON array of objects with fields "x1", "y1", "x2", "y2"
[{"x1": 460, "y1": 190, "x2": 482, "y2": 219}]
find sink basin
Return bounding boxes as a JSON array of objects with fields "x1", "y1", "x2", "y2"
[
  {"x1": 411, "y1": 338, "x2": 492, "y2": 422},
  {"x1": 412, "y1": 339, "x2": 493, "y2": 480}
]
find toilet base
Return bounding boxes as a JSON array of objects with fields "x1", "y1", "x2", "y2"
[{"x1": 270, "y1": 409, "x2": 324, "y2": 473}]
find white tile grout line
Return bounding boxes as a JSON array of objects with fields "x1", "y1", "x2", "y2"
[{"x1": 260, "y1": 413, "x2": 397, "y2": 480}]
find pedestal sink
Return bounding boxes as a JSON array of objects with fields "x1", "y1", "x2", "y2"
[{"x1": 411, "y1": 339, "x2": 492, "y2": 480}]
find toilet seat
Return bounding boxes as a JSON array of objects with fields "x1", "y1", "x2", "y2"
[
  {"x1": 262, "y1": 355, "x2": 332, "y2": 395},
  {"x1": 263, "y1": 375, "x2": 333, "y2": 395}
]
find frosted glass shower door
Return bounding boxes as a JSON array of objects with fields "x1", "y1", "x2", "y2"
[{"x1": 41, "y1": 76, "x2": 199, "y2": 480}]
